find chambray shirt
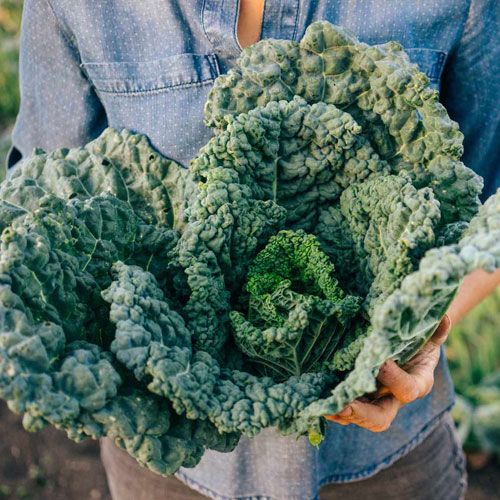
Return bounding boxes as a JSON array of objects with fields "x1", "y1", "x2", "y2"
[{"x1": 10, "y1": 1, "x2": 499, "y2": 499}]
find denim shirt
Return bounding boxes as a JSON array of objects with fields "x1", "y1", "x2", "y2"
[{"x1": 11, "y1": 1, "x2": 499, "y2": 499}]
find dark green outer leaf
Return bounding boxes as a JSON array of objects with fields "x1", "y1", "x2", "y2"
[
  {"x1": 299, "y1": 190, "x2": 500, "y2": 427},
  {"x1": 104, "y1": 190, "x2": 500, "y2": 439},
  {"x1": 206, "y1": 21, "x2": 483, "y2": 227},
  {"x1": 0, "y1": 130, "x2": 238, "y2": 476}
]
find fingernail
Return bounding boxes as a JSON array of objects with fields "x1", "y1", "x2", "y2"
[
  {"x1": 442, "y1": 314, "x2": 452, "y2": 333},
  {"x1": 337, "y1": 405, "x2": 353, "y2": 417},
  {"x1": 434, "y1": 314, "x2": 451, "y2": 340}
]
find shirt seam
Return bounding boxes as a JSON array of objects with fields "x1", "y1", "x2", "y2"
[
  {"x1": 44, "y1": 0, "x2": 82, "y2": 65},
  {"x1": 202, "y1": 0, "x2": 241, "y2": 56},
  {"x1": 80, "y1": 54, "x2": 219, "y2": 68},
  {"x1": 93, "y1": 78, "x2": 215, "y2": 96},
  {"x1": 234, "y1": 0, "x2": 243, "y2": 52},
  {"x1": 200, "y1": 0, "x2": 213, "y2": 51},
  {"x1": 261, "y1": 0, "x2": 270, "y2": 42},
  {"x1": 208, "y1": 53, "x2": 221, "y2": 79},
  {"x1": 290, "y1": 0, "x2": 301, "y2": 41},
  {"x1": 404, "y1": 48, "x2": 447, "y2": 82},
  {"x1": 457, "y1": 0, "x2": 474, "y2": 48}
]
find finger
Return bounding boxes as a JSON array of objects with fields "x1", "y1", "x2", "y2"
[
  {"x1": 348, "y1": 397, "x2": 401, "y2": 432},
  {"x1": 403, "y1": 352, "x2": 439, "y2": 398},
  {"x1": 324, "y1": 404, "x2": 355, "y2": 424},
  {"x1": 324, "y1": 414, "x2": 350, "y2": 425},
  {"x1": 329, "y1": 315, "x2": 452, "y2": 423},
  {"x1": 378, "y1": 353, "x2": 438, "y2": 401},
  {"x1": 429, "y1": 314, "x2": 451, "y2": 346},
  {"x1": 375, "y1": 315, "x2": 452, "y2": 402},
  {"x1": 327, "y1": 397, "x2": 401, "y2": 432},
  {"x1": 377, "y1": 360, "x2": 421, "y2": 403},
  {"x1": 396, "y1": 343, "x2": 441, "y2": 399},
  {"x1": 324, "y1": 403, "x2": 354, "y2": 423}
]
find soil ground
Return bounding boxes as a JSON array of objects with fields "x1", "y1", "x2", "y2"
[{"x1": 0, "y1": 401, "x2": 499, "y2": 500}]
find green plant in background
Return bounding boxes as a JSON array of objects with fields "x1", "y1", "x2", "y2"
[
  {"x1": 0, "y1": 41, "x2": 19, "y2": 127},
  {"x1": 447, "y1": 288, "x2": 500, "y2": 455},
  {"x1": 0, "y1": 0, "x2": 23, "y2": 180},
  {"x1": 0, "y1": 0, "x2": 22, "y2": 33},
  {"x1": 0, "y1": 0, "x2": 22, "y2": 126}
]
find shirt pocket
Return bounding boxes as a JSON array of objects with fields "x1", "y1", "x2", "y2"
[
  {"x1": 404, "y1": 48, "x2": 447, "y2": 90},
  {"x1": 81, "y1": 53, "x2": 220, "y2": 167}
]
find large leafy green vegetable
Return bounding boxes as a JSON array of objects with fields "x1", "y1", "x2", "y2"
[
  {"x1": 0, "y1": 22, "x2": 499, "y2": 475},
  {"x1": 0, "y1": 130, "x2": 239, "y2": 474}
]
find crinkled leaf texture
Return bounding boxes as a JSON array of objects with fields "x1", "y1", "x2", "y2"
[
  {"x1": 0, "y1": 129, "x2": 239, "y2": 476},
  {"x1": 0, "y1": 21, "x2": 498, "y2": 477},
  {"x1": 230, "y1": 229, "x2": 362, "y2": 381}
]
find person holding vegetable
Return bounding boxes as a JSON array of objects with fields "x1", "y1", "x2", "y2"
[{"x1": 8, "y1": 0, "x2": 499, "y2": 499}]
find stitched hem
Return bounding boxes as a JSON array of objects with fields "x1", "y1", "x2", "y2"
[
  {"x1": 318, "y1": 403, "x2": 454, "y2": 485},
  {"x1": 95, "y1": 78, "x2": 216, "y2": 96}
]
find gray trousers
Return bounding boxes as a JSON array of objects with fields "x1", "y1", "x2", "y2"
[{"x1": 101, "y1": 415, "x2": 467, "y2": 500}]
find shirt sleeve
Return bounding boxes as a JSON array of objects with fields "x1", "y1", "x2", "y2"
[
  {"x1": 440, "y1": 0, "x2": 500, "y2": 200},
  {"x1": 9, "y1": 0, "x2": 107, "y2": 168}
]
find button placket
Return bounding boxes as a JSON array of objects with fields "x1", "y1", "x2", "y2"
[
  {"x1": 260, "y1": 0, "x2": 301, "y2": 41},
  {"x1": 201, "y1": 0, "x2": 242, "y2": 58}
]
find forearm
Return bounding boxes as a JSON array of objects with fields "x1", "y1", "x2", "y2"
[{"x1": 446, "y1": 268, "x2": 500, "y2": 326}]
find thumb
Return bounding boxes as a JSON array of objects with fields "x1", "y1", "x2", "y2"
[{"x1": 430, "y1": 314, "x2": 451, "y2": 346}]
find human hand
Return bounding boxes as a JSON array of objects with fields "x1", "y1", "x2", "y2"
[{"x1": 325, "y1": 315, "x2": 452, "y2": 432}]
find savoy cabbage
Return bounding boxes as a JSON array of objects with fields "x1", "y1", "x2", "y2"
[{"x1": 0, "y1": 22, "x2": 499, "y2": 474}]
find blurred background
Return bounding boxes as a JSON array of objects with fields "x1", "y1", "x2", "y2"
[
  {"x1": 0, "y1": 0, "x2": 21, "y2": 181},
  {"x1": 0, "y1": 1, "x2": 499, "y2": 498}
]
